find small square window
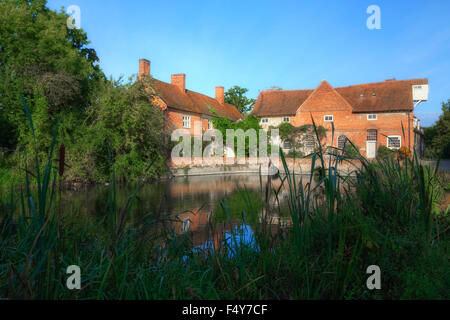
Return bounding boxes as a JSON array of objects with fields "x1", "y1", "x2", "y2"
[
  {"x1": 367, "y1": 114, "x2": 377, "y2": 120},
  {"x1": 283, "y1": 140, "x2": 292, "y2": 149},
  {"x1": 283, "y1": 117, "x2": 290, "y2": 123},
  {"x1": 261, "y1": 118, "x2": 269, "y2": 124},
  {"x1": 324, "y1": 115, "x2": 333, "y2": 122},
  {"x1": 182, "y1": 115, "x2": 191, "y2": 129}
]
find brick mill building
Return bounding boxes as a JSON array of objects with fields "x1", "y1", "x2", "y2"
[
  {"x1": 138, "y1": 59, "x2": 242, "y2": 136},
  {"x1": 252, "y1": 79, "x2": 429, "y2": 158}
]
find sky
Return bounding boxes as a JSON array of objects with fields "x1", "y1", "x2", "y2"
[{"x1": 47, "y1": 0, "x2": 450, "y2": 127}]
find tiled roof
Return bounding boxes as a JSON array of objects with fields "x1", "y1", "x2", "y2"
[
  {"x1": 335, "y1": 79, "x2": 428, "y2": 113},
  {"x1": 252, "y1": 78, "x2": 428, "y2": 116},
  {"x1": 252, "y1": 89, "x2": 313, "y2": 116},
  {"x1": 150, "y1": 79, "x2": 242, "y2": 121}
]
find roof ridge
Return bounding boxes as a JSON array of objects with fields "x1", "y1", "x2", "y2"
[
  {"x1": 335, "y1": 78, "x2": 428, "y2": 89},
  {"x1": 150, "y1": 77, "x2": 242, "y2": 120},
  {"x1": 261, "y1": 88, "x2": 314, "y2": 94}
]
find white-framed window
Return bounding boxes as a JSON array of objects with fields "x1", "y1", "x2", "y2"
[
  {"x1": 261, "y1": 118, "x2": 269, "y2": 124},
  {"x1": 324, "y1": 115, "x2": 333, "y2": 122},
  {"x1": 208, "y1": 120, "x2": 213, "y2": 130},
  {"x1": 367, "y1": 114, "x2": 378, "y2": 120},
  {"x1": 182, "y1": 115, "x2": 191, "y2": 129},
  {"x1": 283, "y1": 117, "x2": 290, "y2": 123},
  {"x1": 283, "y1": 140, "x2": 292, "y2": 149},
  {"x1": 387, "y1": 136, "x2": 401, "y2": 149}
]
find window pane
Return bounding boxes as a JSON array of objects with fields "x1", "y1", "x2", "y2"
[
  {"x1": 388, "y1": 136, "x2": 401, "y2": 148},
  {"x1": 304, "y1": 135, "x2": 315, "y2": 148},
  {"x1": 367, "y1": 130, "x2": 377, "y2": 141},
  {"x1": 338, "y1": 135, "x2": 347, "y2": 149}
]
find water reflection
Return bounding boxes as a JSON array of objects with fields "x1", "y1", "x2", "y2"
[{"x1": 62, "y1": 174, "x2": 293, "y2": 251}]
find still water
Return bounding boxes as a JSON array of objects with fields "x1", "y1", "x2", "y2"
[{"x1": 62, "y1": 174, "x2": 292, "y2": 249}]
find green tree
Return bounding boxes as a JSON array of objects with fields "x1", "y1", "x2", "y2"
[
  {"x1": 0, "y1": 0, "x2": 168, "y2": 186},
  {"x1": 424, "y1": 100, "x2": 450, "y2": 158},
  {"x1": 0, "y1": 0, "x2": 103, "y2": 151},
  {"x1": 224, "y1": 86, "x2": 256, "y2": 114},
  {"x1": 72, "y1": 76, "x2": 168, "y2": 182}
]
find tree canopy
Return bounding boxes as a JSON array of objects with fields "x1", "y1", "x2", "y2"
[
  {"x1": 224, "y1": 86, "x2": 256, "y2": 114},
  {"x1": 0, "y1": 0, "x2": 168, "y2": 186},
  {"x1": 424, "y1": 100, "x2": 450, "y2": 159}
]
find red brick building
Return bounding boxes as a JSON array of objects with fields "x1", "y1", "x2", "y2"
[
  {"x1": 252, "y1": 79, "x2": 429, "y2": 158},
  {"x1": 139, "y1": 59, "x2": 242, "y2": 136}
]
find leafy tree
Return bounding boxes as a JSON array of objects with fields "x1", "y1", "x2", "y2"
[
  {"x1": 424, "y1": 100, "x2": 450, "y2": 158},
  {"x1": 0, "y1": 0, "x2": 103, "y2": 151},
  {"x1": 224, "y1": 86, "x2": 256, "y2": 114},
  {"x1": 71, "y1": 76, "x2": 168, "y2": 182},
  {"x1": 0, "y1": 0, "x2": 168, "y2": 186},
  {"x1": 209, "y1": 108, "x2": 262, "y2": 157}
]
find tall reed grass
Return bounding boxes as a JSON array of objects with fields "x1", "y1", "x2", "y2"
[{"x1": 0, "y1": 103, "x2": 449, "y2": 299}]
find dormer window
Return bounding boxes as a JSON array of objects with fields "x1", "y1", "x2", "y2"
[
  {"x1": 360, "y1": 94, "x2": 364, "y2": 98},
  {"x1": 372, "y1": 93, "x2": 376, "y2": 97}
]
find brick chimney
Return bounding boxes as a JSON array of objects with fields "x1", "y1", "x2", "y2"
[
  {"x1": 139, "y1": 59, "x2": 150, "y2": 77},
  {"x1": 215, "y1": 86, "x2": 225, "y2": 104},
  {"x1": 171, "y1": 74, "x2": 186, "y2": 92}
]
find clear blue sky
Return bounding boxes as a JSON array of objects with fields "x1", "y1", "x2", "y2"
[{"x1": 47, "y1": 0, "x2": 450, "y2": 127}]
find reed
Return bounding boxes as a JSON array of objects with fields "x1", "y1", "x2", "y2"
[{"x1": 0, "y1": 100, "x2": 448, "y2": 299}]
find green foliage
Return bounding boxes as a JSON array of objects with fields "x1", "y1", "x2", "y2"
[
  {"x1": 214, "y1": 190, "x2": 263, "y2": 224},
  {"x1": 343, "y1": 142, "x2": 359, "y2": 158},
  {"x1": 274, "y1": 123, "x2": 327, "y2": 154},
  {"x1": 71, "y1": 76, "x2": 168, "y2": 182},
  {"x1": 224, "y1": 86, "x2": 256, "y2": 114},
  {"x1": 0, "y1": 0, "x2": 103, "y2": 149},
  {"x1": 210, "y1": 111, "x2": 263, "y2": 157},
  {"x1": 278, "y1": 122, "x2": 294, "y2": 140},
  {"x1": 377, "y1": 145, "x2": 395, "y2": 159},
  {"x1": 424, "y1": 99, "x2": 450, "y2": 158},
  {"x1": 0, "y1": 1, "x2": 168, "y2": 186},
  {"x1": 0, "y1": 113, "x2": 449, "y2": 299}
]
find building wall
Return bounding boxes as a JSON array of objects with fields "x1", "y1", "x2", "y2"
[
  {"x1": 260, "y1": 110, "x2": 415, "y2": 158},
  {"x1": 260, "y1": 116, "x2": 290, "y2": 130},
  {"x1": 166, "y1": 108, "x2": 212, "y2": 137}
]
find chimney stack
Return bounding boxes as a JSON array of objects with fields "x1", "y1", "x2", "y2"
[
  {"x1": 215, "y1": 86, "x2": 225, "y2": 104},
  {"x1": 139, "y1": 59, "x2": 150, "y2": 77},
  {"x1": 171, "y1": 74, "x2": 186, "y2": 92}
]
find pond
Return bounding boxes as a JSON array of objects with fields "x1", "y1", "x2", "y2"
[{"x1": 61, "y1": 174, "x2": 294, "y2": 250}]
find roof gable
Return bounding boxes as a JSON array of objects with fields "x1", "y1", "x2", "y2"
[
  {"x1": 297, "y1": 80, "x2": 353, "y2": 113},
  {"x1": 251, "y1": 78, "x2": 428, "y2": 116}
]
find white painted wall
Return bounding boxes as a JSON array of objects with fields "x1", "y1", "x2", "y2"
[
  {"x1": 412, "y1": 85, "x2": 429, "y2": 101},
  {"x1": 260, "y1": 117, "x2": 290, "y2": 130}
]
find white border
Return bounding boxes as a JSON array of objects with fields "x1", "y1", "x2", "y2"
[
  {"x1": 386, "y1": 135, "x2": 401, "y2": 149},
  {"x1": 324, "y1": 115, "x2": 333, "y2": 122},
  {"x1": 182, "y1": 115, "x2": 191, "y2": 129}
]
